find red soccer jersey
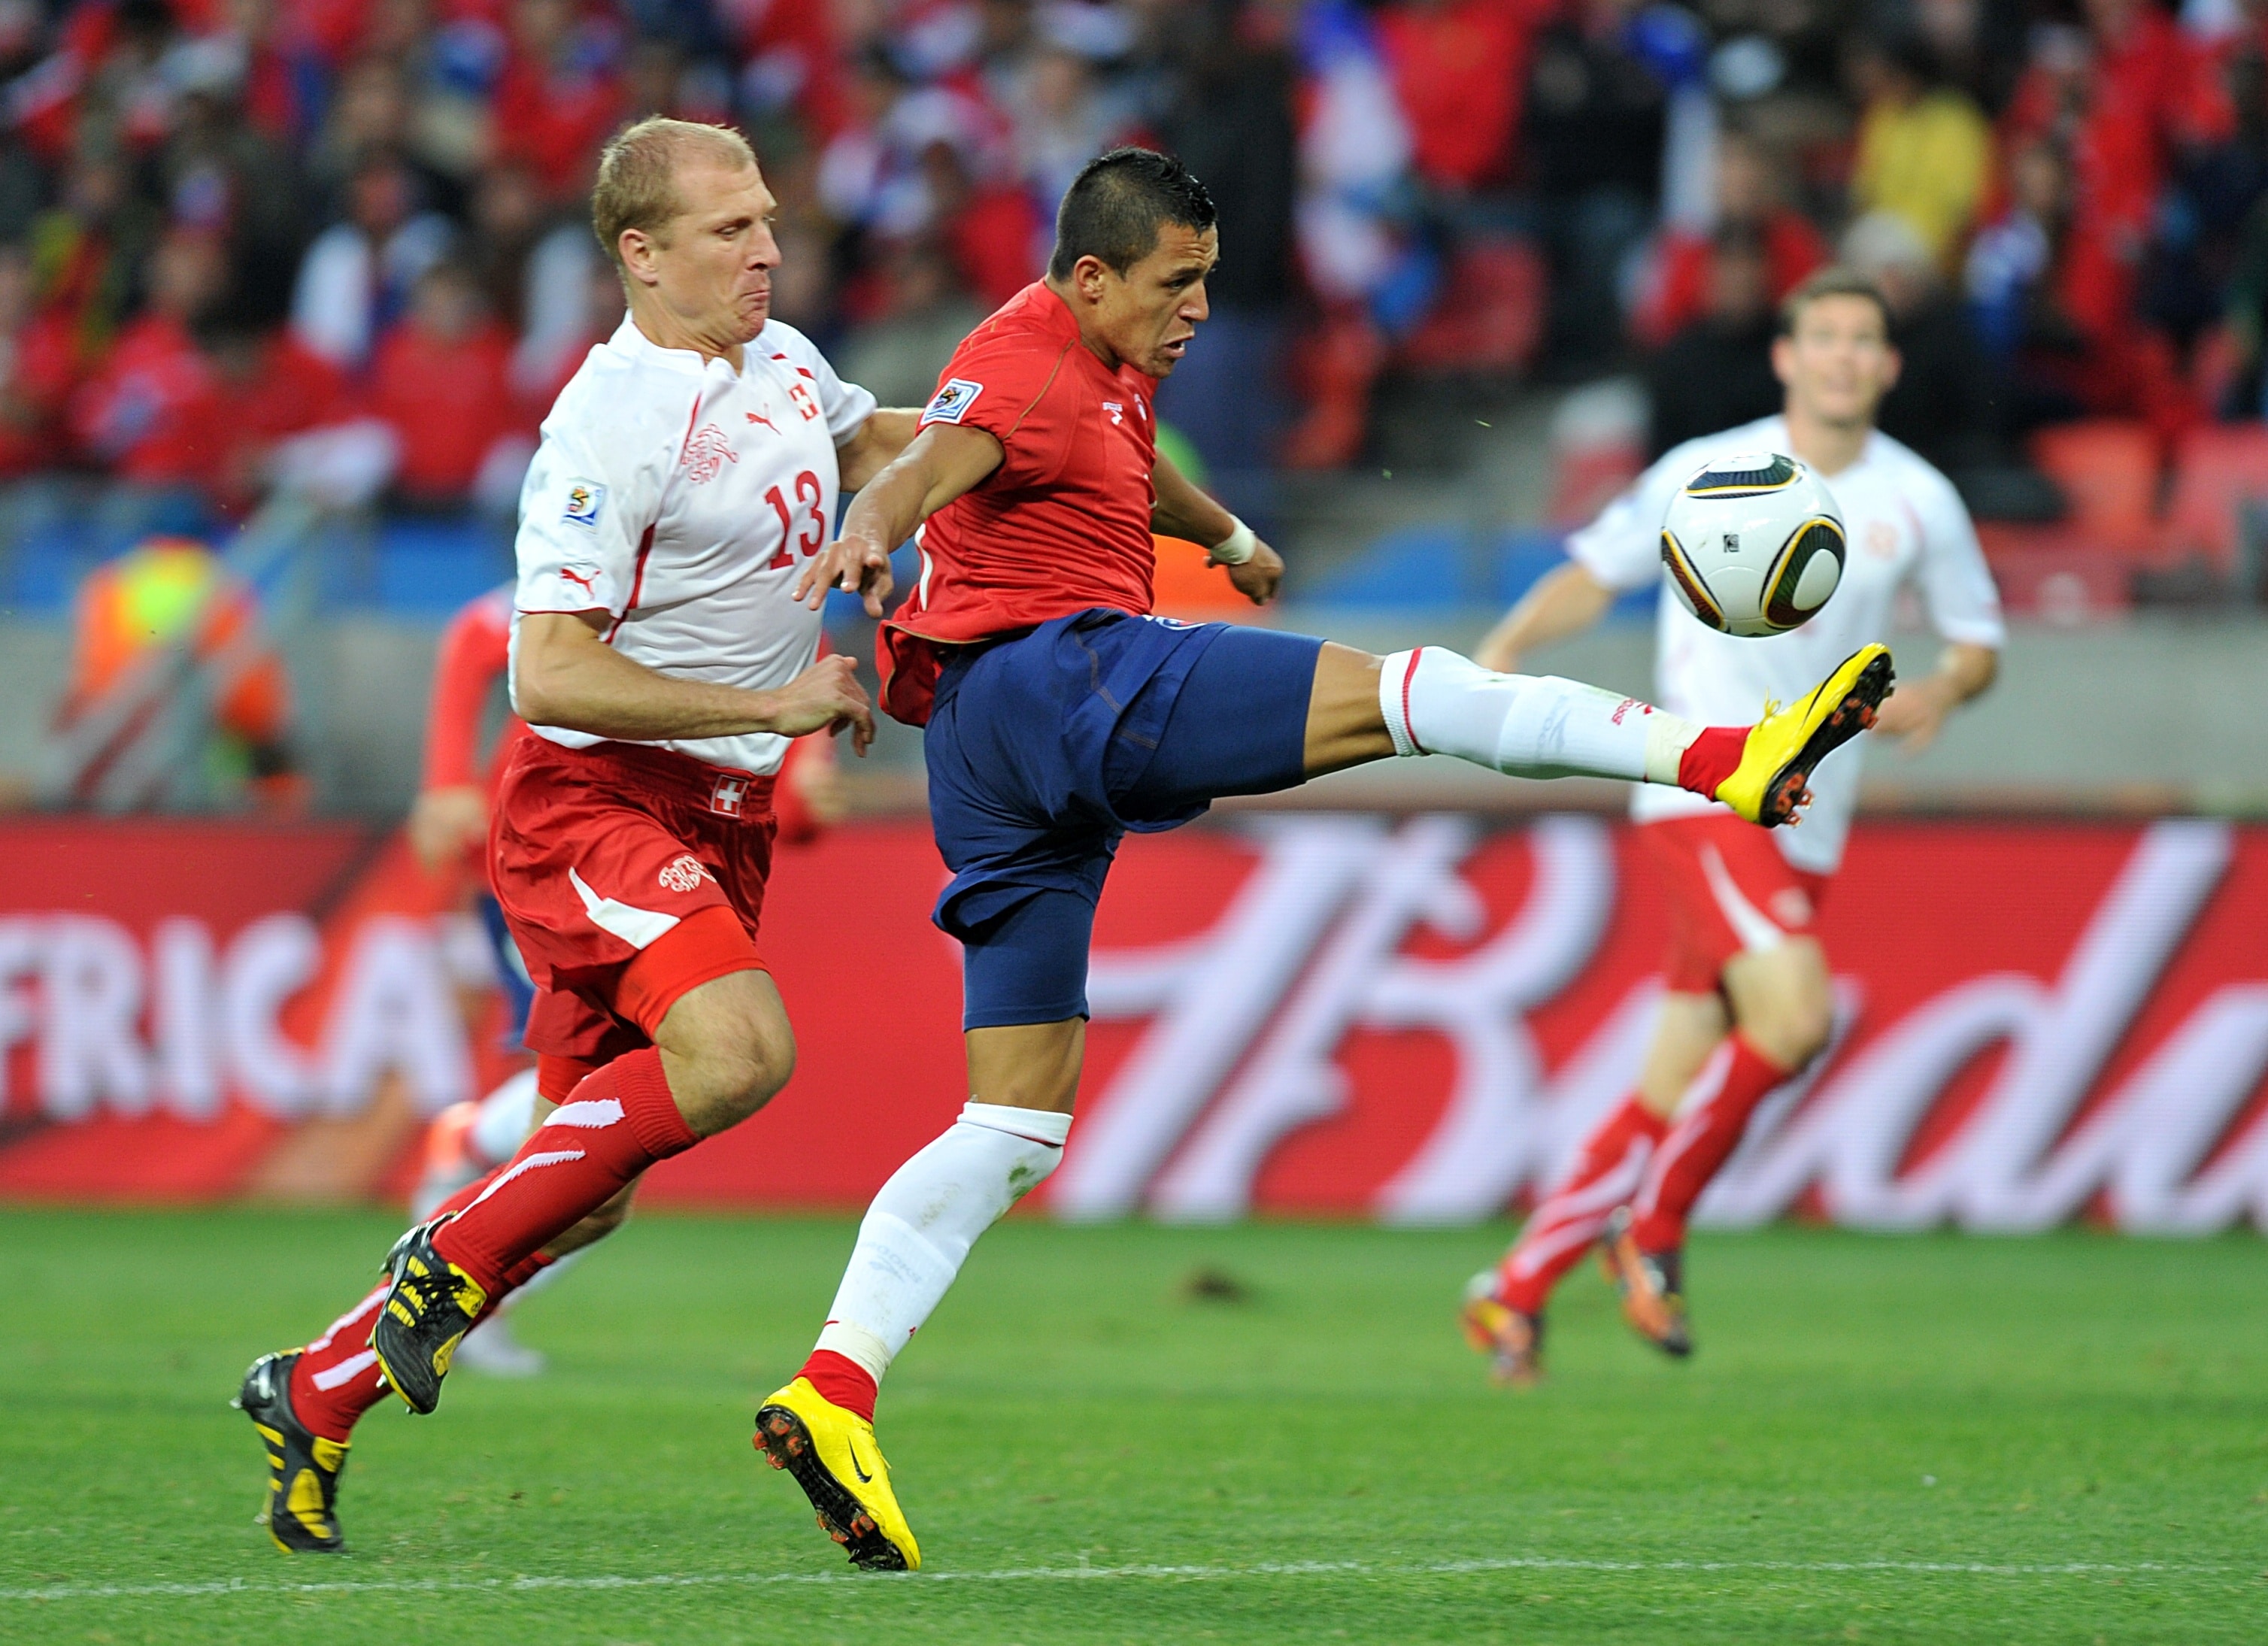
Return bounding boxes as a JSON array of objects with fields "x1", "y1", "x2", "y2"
[{"x1": 878, "y1": 282, "x2": 1160, "y2": 724}]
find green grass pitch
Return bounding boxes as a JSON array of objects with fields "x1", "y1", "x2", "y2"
[{"x1": 2, "y1": 1209, "x2": 2262, "y2": 1643}]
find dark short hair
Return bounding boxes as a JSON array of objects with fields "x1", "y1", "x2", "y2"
[
  {"x1": 1776, "y1": 266, "x2": 1892, "y2": 338},
  {"x1": 1048, "y1": 147, "x2": 1217, "y2": 281}
]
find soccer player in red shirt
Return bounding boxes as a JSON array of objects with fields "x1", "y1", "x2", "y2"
[{"x1": 749, "y1": 148, "x2": 1898, "y2": 1572}]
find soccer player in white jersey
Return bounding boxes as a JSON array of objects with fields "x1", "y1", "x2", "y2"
[
  {"x1": 1460, "y1": 267, "x2": 2004, "y2": 1383},
  {"x1": 236, "y1": 116, "x2": 917, "y2": 1553}
]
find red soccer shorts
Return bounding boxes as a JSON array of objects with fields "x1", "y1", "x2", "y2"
[
  {"x1": 1641, "y1": 814, "x2": 1832, "y2": 994},
  {"x1": 490, "y1": 734, "x2": 778, "y2": 1065}
]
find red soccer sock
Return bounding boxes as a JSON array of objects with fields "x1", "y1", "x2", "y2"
[
  {"x1": 1494, "y1": 1097, "x2": 1669, "y2": 1314},
  {"x1": 1675, "y1": 725, "x2": 1750, "y2": 799},
  {"x1": 434, "y1": 1047, "x2": 695, "y2": 1293},
  {"x1": 287, "y1": 1278, "x2": 394, "y2": 1443},
  {"x1": 796, "y1": 1348, "x2": 878, "y2": 1423},
  {"x1": 1628, "y1": 1034, "x2": 1792, "y2": 1253}
]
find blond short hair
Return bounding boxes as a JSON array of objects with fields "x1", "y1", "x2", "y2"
[{"x1": 591, "y1": 117, "x2": 758, "y2": 271}]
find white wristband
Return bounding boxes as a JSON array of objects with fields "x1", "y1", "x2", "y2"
[{"x1": 1208, "y1": 518, "x2": 1257, "y2": 566}]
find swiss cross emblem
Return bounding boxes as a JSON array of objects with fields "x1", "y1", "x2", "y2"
[
  {"x1": 710, "y1": 775, "x2": 748, "y2": 817},
  {"x1": 788, "y1": 380, "x2": 819, "y2": 422}
]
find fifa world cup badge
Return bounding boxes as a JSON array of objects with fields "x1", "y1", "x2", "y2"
[{"x1": 562, "y1": 480, "x2": 606, "y2": 529}]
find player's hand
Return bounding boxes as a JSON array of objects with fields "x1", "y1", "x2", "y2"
[
  {"x1": 786, "y1": 735, "x2": 847, "y2": 826},
  {"x1": 1223, "y1": 539, "x2": 1283, "y2": 605},
  {"x1": 1472, "y1": 623, "x2": 1521, "y2": 674},
  {"x1": 796, "y1": 534, "x2": 896, "y2": 617},
  {"x1": 1872, "y1": 677, "x2": 1954, "y2": 753},
  {"x1": 760, "y1": 653, "x2": 877, "y2": 756},
  {"x1": 407, "y1": 784, "x2": 487, "y2": 873}
]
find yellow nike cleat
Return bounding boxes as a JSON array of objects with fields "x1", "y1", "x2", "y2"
[
  {"x1": 1715, "y1": 644, "x2": 1895, "y2": 827},
  {"x1": 755, "y1": 1377, "x2": 920, "y2": 1572}
]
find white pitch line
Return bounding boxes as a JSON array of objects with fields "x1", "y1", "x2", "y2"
[{"x1": 0, "y1": 1555, "x2": 2243, "y2": 1604}]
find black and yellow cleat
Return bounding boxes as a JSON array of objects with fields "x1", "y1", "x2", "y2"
[
  {"x1": 1715, "y1": 644, "x2": 1894, "y2": 827},
  {"x1": 755, "y1": 1377, "x2": 920, "y2": 1572},
  {"x1": 368, "y1": 1218, "x2": 487, "y2": 1416},
  {"x1": 1601, "y1": 1209, "x2": 1693, "y2": 1360},
  {"x1": 235, "y1": 1350, "x2": 349, "y2": 1554}
]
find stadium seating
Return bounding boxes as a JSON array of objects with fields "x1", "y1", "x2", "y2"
[{"x1": 2027, "y1": 420, "x2": 2160, "y2": 546}]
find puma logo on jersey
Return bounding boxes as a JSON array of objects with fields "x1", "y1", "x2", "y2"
[
  {"x1": 1103, "y1": 400, "x2": 1124, "y2": 426},
  {"x1": 559, "y1": 566, "x2": 600, "y2": 597},
  {"x1": 746, "y1": 409, "x2": 780, "y2": 435},
  {"x1": 684, "y1": 423, "x2": 738, "y2": 484}
]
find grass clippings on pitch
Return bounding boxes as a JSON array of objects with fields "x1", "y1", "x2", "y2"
[{"x1": 0, "y1": 1209, "x2": 2261, "y2": 1644}]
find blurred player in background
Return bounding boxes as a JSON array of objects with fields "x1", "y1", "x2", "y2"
[
  {"x1": 237, "y1": 116, "x2": 913, "y2": 1554},
  {"x1": 1459, "y1": 268, "x2": 2003, "y2": 1386},
  {"x1": 750, "y1": 149, "x2": 1898, "y2": 1573},
  {"x1": 405, "y1": 580, "x2": 849, "y2": 1375}
]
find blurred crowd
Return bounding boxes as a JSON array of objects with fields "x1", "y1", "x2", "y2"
[{"x1": 0, "y1": 0, "x2": 2266, "y2": 517}]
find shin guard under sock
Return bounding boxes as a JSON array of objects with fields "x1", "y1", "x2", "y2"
[
  {"x1": 799, "y1": 1102, "x2": 1072, "y2": 1414},
  {"x1": 435, "y1": 1047, "x2": 694, "y2": 1292}
]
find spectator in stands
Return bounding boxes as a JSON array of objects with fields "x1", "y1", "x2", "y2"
[
  {"x1": 2003, "y1": 0, "x2": 2233, "y2": 335},
  {"x1": 834, "y1": 237, "x2": 985, "y2": 411},
  {"x1": 0, "y1": 241, "x2": 81, "y2": 477},
  {"x1": 1846, "y1": 30, "x2": 1993, "y2": 276},
  {"x1": 368, "y1": 259, "x2": 517, "y2": 507},
  {"x1": 71, "y1": 228, "x2": 229, "y2": 490},
  {"x1": 1633, "y1": 129, "x2": 1827, "y2": 348},
  {"x1": 160, "y1": 36, "x2": 305, "y2": 326},
  {"x1": 31, "y1": 150, "x2": 162, "y2": 358},
  {"x1": 1843, "y1": 209, "x2": 2001, "y2": 473},
  {"x1": 1008, "y1": 34, "x2": 1126, "y2": 221},
  {"x1": 490, "y1": 0, "x2": 626, "y2": 203},
  {"x1": 196, "y1": 296, "x2": 357, "y2": 512},
  {"x1": 290, "y1": 146, "x2": 453, "y2": 371},
  {"x1": 1155, "y1": 0, "x2": 1299, "y2": 479},
  {"x1": 919, "y1": 135, "x2": 1045, "y2": 311},
  {"x1": 1524, "y1": 0, "x2": 1671, "y2": 371},
  {"x1": 1966, "y1": 135, "x2": 2196, "y2": 442},
  {"x1": 1375, "y1": 0, "x2": 1542, "y2": 196},
  {"x1": 1645, "y1": 224, "x2": 1781, "y2": 454}
]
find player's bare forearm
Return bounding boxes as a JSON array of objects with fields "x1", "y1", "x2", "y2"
[
  {"x1": 513, "y1": 612, "x2": 876, "y2": 753},
  {"x1": 1151, "y1": 449, "x2": 1283, "y2": 603},
  {"x1": 835, "y1": 409, "x2": 923, "y2": 492},
  {"x1": 800, "y1": 423, "x2": 1005, "y2": 615},
  {"x1": 1874, "y1": 641, "x2": 1997, "y2": 750},
  {"x1": 1150, "y1": 450, "x2": 1236, "y2": 547},
  {"x1": 1475, "y1": 564, "x2": 1618, "y2": 673}
]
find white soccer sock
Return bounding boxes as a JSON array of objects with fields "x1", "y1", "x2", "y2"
[
  {"x1": 1378, "y1": 647, "x2": 1700, "y2": 784},
  {"x1": 811, "y1": 1102, "x2": 1072, "y2": 1384},
  {"x1": 472, "y1": 1069, "x2": 543, "y2": 1165}
]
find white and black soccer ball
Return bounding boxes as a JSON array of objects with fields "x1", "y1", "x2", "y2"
[{"x1": 1658, "y1": 452, "x2": 1846, "y2": 638}]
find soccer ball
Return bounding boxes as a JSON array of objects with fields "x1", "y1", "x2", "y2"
[{"x1": 1659, "y1": 452, "x2": 1846, "y2": 637}]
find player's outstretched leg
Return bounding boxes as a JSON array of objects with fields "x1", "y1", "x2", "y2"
[
  {"x1": 1462, "y1": 1097, "x2": 1668, "y2": 1385},
  {"x1": 760, "y1": 1095, "x2": 1073, "y2": 1570},
  {"x1": 1371, "y1": 643, "x2": 1893, "y2": 825}
]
